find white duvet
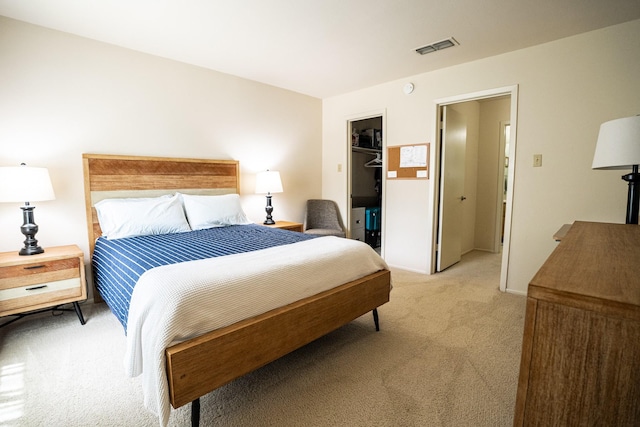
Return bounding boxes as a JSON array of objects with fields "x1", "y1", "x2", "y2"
[{"x1": 123, "y1": 236, "x2": 389, "y2": 426}]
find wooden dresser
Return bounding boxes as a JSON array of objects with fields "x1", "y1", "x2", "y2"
[{"x1": 514, "y1": 221, "x2": 640, "y2": 426}]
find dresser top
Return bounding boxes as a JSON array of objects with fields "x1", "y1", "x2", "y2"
[{"x1": 530, "y1": 221, "x2": 640, "y2": 309}]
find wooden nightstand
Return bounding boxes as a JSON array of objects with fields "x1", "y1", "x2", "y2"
[
  {"x1": 262, "y1": 221, "x2": 304, "y2": 232},
  {"x1": 0, "y1": 245, "x2": 87, "y2": 327}
]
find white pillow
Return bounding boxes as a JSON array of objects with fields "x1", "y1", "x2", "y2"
[
  {"x1": 95, "y1": 194, "x2": 191, "y2": 239},
  {"x1": 181, "y1": 193, "x2": 252, "y2": 230}
]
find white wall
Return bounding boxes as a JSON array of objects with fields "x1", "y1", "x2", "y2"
[
  {"x1": 322, "y1": 19, "x2": 640, "y2": 293},
  {"x1": 0, "y1": 18, "x2": 322, "y2": 259}
]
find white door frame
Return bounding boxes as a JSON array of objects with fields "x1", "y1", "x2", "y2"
[
  {"x1": 430, "y1": 85, "x2": 518, "y2": 292},
  {"x1": 495, "y1": 120, "x2": 510, "y2": 253}
]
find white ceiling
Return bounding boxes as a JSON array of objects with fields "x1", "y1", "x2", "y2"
[{"x1": 1, "y1": 0, "x2": 640, "y2": 99}]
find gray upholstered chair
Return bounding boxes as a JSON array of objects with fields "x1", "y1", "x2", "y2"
[{"x1": 303, "y1": 199, "x2": 346, "y2": 238}]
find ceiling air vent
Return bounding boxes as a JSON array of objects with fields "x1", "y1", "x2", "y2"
[{"x1": 415, "y1": 37, "x2": 458, "y2": 55}]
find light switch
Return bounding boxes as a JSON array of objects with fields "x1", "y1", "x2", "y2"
[
  {"x1": 337, "y1": 163, "x2": 342, "y2": 172},
  {"x1": 533, "y1": 154, "x2": 542, "y2": 167}
]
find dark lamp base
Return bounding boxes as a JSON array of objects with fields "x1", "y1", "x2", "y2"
[
  {"x1": 622, "y1": 165, "x2": 640, "y2": 225},
  {"x1": 19, "y1": 205, "x2": 45, "y2": 256},
  {"x1": 263, "y1": 194, "x2": 276, "y2": 225},
  {"x1": 19, "y1": 245, "x2": 44, "y2": 256}
]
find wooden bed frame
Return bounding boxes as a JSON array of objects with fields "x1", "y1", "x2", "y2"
[{"x1": 82, "y1": 153, "x2": 391, "y2": 425}]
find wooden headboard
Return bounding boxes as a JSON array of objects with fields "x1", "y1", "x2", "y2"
[{"x1": 82, "y1": 154, "x2": 240, "y2": 257}]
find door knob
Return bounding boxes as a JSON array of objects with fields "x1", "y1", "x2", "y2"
[{"x1": 460, "y1": 196, "x2": 467, "y2": 201}]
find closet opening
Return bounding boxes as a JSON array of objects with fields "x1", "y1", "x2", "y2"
[{"x1": 349, "y1": 116, "x2": 383, "y2": 253}]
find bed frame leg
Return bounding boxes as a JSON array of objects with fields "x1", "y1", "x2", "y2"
[
  {"x1": 373, "y1": 308, "x2": 380, "y2": 331},
  {"x1": 191, "y1": 398, "x2": 200, "y2": 427}
]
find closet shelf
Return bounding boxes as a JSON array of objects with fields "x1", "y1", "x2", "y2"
[{"x1": 352, "y1": 146, "x2": 381, "y2": 154}]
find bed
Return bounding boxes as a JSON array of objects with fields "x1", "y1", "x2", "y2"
[{"x1": 82, "y1": 153, "x2": 391, "y2": 426}]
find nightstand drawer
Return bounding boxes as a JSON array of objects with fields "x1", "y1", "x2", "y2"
[
  {"x1": 0, "y1": 277, "x2": 83, "y2": 313},
  {"x1": 0, "y1": 245, "x2": 87, "y2": 321},
  {"x1": 0, "y1": 258, "x2": 81, "y2": 290}
]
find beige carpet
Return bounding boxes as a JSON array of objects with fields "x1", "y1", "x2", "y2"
[{"x1": 0, "y1": 250, "x2": 526, "y2": 426}]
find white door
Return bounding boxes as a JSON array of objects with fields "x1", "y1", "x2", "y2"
[{"x1": 437, "y1": 106, "x2": 467, "y2": 272}]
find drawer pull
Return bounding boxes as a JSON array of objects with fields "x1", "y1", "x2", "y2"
[
  {"x1": 25, "y1": 284, "x2": 48, "y2": 291},
  {"x1": 24, "y1": 265, "x2": 46, "y2": 270}
]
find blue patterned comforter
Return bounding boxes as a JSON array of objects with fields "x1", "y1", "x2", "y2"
[{"x1": 92, "y1": 224, "x2": 314, "y2": 330}]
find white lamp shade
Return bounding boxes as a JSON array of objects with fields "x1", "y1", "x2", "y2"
[
  {"x1": 255, "y1": 170, "x2": 283, "y2": 194},
  {"x1": 0, "y1": 166, "x2": 56, "y2": 203},
  {"x1": 592, "y1": 115, "x2": 640, "y2": 170}
]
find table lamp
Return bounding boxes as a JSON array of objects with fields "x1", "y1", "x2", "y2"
[
  {"x1": 255, "y1": 170, "x2": 283, "y2": 225},
  {"x1": 0, "y1": 164, "x2": 56, "y2": 255},
  {"x1": 592, "y1": 115, "x2": 640, "y2": 224}
]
